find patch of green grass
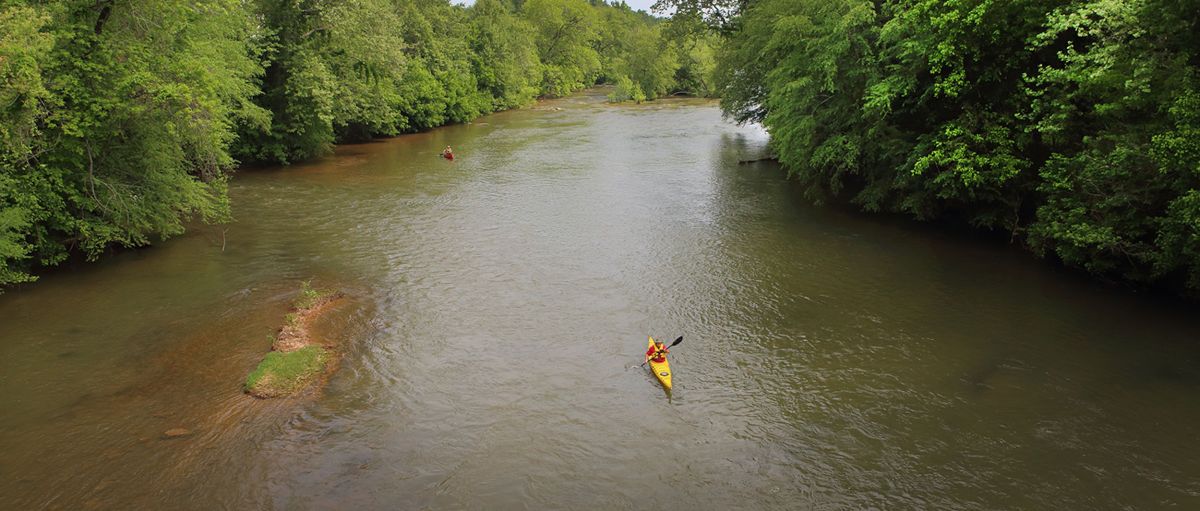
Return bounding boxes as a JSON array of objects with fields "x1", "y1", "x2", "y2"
[
  {"x1": 245, "y1": 346, "x2": 328, "y2": 397},
  {"x1": 293, "y1": 280, "x2": 328, "y2": 310}
]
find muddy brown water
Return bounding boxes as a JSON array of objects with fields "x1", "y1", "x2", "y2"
[{"x1": 2, "y1": 90, "x2": 1199, "y2": 510}]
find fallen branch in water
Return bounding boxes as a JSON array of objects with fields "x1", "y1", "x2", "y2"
[{"x1": 738, "y1": 156, "x2": 778, "y2": 164}]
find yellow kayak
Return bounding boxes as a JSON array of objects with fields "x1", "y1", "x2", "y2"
[{"x1": 647, "y1": 336, "x2": 672, "y2": 390}]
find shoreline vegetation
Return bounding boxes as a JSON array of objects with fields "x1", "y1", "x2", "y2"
[
  {"x1": 2, "y1": 0, "x2": 1197, "y2": 302},
  {"x1": 0, "y1": 0, "x2": 715, "y2": 290},
  {"x1": 244, "y1": 281, "x2": 345, "y2": 398},
  {"x1": 661, "y1": 0, "x2": 1200, "y2": 299}
]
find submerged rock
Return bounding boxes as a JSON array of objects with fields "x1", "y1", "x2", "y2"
[{"x1": 162, "y1": 428, "x2": 191, "y2": 439}]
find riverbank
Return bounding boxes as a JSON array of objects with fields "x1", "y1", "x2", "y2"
[{"x1": 244, "y1": 282, "x2": 345, "y2": 398}]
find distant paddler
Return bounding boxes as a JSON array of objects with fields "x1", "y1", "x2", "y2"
[{"x1": 442, "y1": 146, "x2": 455, "y2": 160}]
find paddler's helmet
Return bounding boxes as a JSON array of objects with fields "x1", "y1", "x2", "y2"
[{"x1": 654, "y1": 339, "x2": 664, "y2": 346}]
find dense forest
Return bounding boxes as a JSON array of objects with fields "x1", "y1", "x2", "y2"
[
  {"x1": 660, "y1": 0, "x2": 1200, "y2": 296},
  {"x1": 0, "y1": 0, "x2": 715, "y2": 287},
  {"x1": 4, "y1": 0, "x2": 1198, "y2": 299}
]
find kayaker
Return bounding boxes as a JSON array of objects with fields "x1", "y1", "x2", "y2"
[
  {"x1": 441, "y1": 146, "x2": 454, "y2": 160},
  {"x1": 646, "y1": 339, "x2": 669, "y2": 363}
]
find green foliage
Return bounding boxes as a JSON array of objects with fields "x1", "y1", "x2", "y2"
[
  {"x1": 244, "y1": 345, "x2": 328, "y2": 397},
  {"x1": 607, "y1": 75, "x2": 646, "y2": 103},
  {"x1": 293, "y1": 280, "x2": 328, "y2": 310},
  {"x1": 469, "y1": 0, "x2": 542, "y2": 109},
  {"x1": 0, "y1": 203, "x2": 36, "y2": 286},
  {"x1": 624, "y1": 24, "x2": 679, "y2": 99},
  {"x1": 233, "y1": 0, "x2": 403, "y2": 163},
  {"x1": 1024, "y1": 0, "x2": 1200, "y2": 290},
  {"x1": 525, "y1": 0, "x2": 602, "y2": 95},
  {"x1": 669, "y1": 32, "x2": 718, "y2": 96},
  {"x1": 0, "y1": 0, "x2": 683, "y2": 290},
  {"x1": 524, "y1": 0, "x2": 692, "y2": 101},
  {"x1": 0, "y1": 6, "x2": 52, "y2": 286},
  {"x1": 688, "y1": 0, "x2": 1200, "y2": 295},
  {"x1": 1, "y1": 0, "x2": 260, "y2": 289}
]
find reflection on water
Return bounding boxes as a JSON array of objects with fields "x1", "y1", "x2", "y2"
[{"x1": 1, "y1": 90, "x2": 1199, "y2": 510}]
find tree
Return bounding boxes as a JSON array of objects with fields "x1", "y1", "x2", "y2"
[
  {"x1": 678, "y1": 0, "x2": 1200, "y2": 295},
  {"x1": 234, "y1": 0, "x2": 407, "y2": 163},
  {"x1": 0, "y1": 0, "x2": 264, "y2": 286},
  {"x1": 469, "y1": 0, "x2": 543, "y2": 110},
  {"x1": 0, "y1": 6, "x2": 54, "y2": 285},
  {"x1": 523, "y1": 0, "x2": 601, "y2": 96},
  {"x1": 1025, "y1": 0, "x2": 1200, "y2": 289},
  {"x1": 0, "y1": 0, "x2": 681, "y2": 290}
]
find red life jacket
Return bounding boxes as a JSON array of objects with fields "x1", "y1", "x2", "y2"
[{"x1": 646, "y1": 346, "x2": 668, "y2": 362}]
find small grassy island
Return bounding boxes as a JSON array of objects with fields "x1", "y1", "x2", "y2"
[{"x1": 245, "y1": 282, "x2": 345, "y2": 398}]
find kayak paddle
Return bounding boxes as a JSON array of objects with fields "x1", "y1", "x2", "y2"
[{"x1": 640, "y1": 336, "x2": 683, "y2": 368}]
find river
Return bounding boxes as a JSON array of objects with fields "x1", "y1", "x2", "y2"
[{"x1": 2, "y1": 90, "x2": 1199, "y2": 510}]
